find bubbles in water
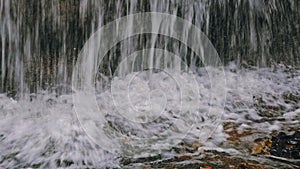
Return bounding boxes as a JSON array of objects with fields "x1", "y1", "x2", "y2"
[{"x1": 72, "y1": 13, "x2": 226, "y2": 157}]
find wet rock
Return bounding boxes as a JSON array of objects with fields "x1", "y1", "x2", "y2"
[
  {"x1": 253, "y1": 95, "x2": 283, "y2": 118},
  {"x1": 171, "y1": 140, "x2": 202, "y2": 154},
  {"x1": 252, "y1": 138, "x2": 272, "y2": 155},
  {"x1": 270, "y1": 131, "x2": 300, "y2": 159},
  {"x1": 122, "y1": 150, "x2": 279, "y2": 169},
  {"x1": 235, "y1": 162, "x2": 268, "y2": 169},
  {"x1": 121, "y1": 154, "x2": 162, "y2": 166},
  {"x1": 282, "y1": 92, "x2": 300, "y2": 104},
  {"x1": 225, "y1": 128, "x2": 253, "y2": 142}
]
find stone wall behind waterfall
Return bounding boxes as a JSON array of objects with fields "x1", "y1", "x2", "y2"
[{"x1": 0, "y1": 0, "x2": 299, "y2": 95}]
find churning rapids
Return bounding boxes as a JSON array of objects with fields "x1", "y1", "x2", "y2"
[{"x1": 0, "y1": 64, "x2": 299, "y2": 168}]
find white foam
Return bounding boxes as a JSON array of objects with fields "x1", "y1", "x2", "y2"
[{"x1": 0, "y1": 66, "x2": 299, "y2": 167}]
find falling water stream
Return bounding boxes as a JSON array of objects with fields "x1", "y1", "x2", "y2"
[{"x1": 0, "y1": 0, "x2": 300, "y2": 168}]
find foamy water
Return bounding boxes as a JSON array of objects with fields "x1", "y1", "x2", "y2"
[{"x1": 0, "y1": 65, "x2": 299, "y2": 168}]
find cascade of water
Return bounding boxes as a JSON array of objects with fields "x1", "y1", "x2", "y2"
[
  {"x1": 0, "y1": 0, "x2": 299, "y2": 95},
  {"x1": 0, "y1": 1, "x2": 300, "y2": 168}
]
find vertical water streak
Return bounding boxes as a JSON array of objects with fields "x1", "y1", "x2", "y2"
[{"x1": 0, "y1": 0, "x2": 299, "y2": 95}]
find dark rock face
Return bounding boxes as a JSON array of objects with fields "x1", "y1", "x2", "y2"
[
  {"x1": 270, "y1": 131, "x2": 300, "y2": 159},
  {"x1": 1, "y1": 0, "x2": 300, "y2": 94}
]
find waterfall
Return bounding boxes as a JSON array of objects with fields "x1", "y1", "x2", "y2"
[
  {"x1": 1, "y1": 1, "x2": 300, "y2": 168},
  {"x1": 0, "y1": 0, "x2": 299, "y2": 95}
]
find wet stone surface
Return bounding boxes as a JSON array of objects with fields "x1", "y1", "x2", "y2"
[
  {"x1": 121, "y1": 149, "x2": 299, "y2": 169},
  {"x1": 270, "y1": 131, "x2": 300, "y2": 159}
]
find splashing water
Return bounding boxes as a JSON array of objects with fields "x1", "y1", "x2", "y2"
[
  {"x1": 0, "y1": 0, "x2": 299, "y2": 168},
  {"x1": 1, "y1": 65, "x2": 300, "y2": 168}
]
